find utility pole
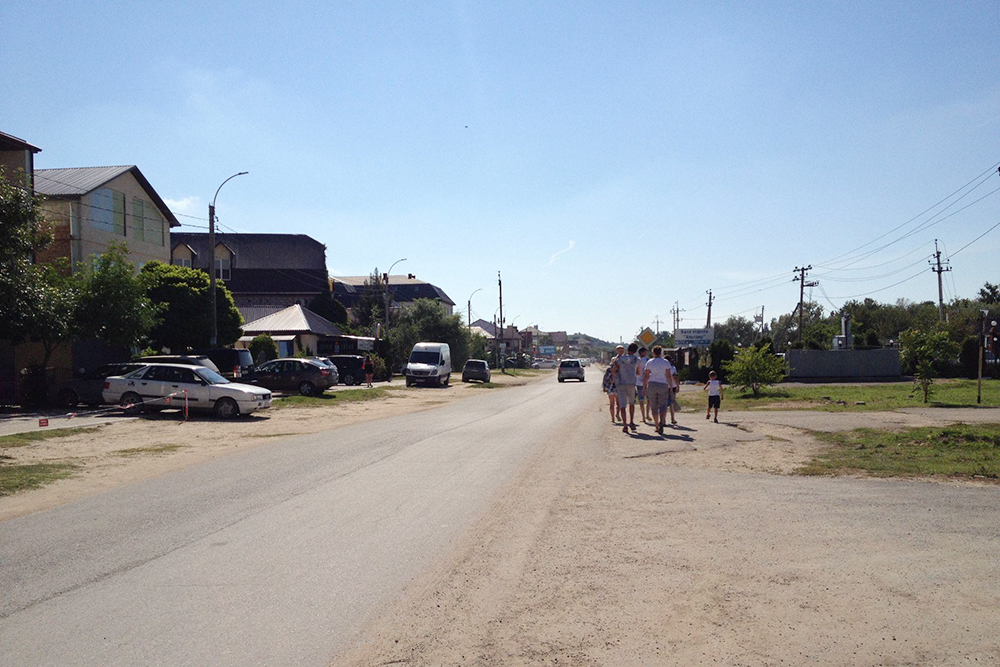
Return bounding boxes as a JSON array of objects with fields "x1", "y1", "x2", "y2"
[
  {"x1": 705, "y1": 290, "x2": 713, "y2": 328},
  {"x1": 498, "y1": 271, "x2": 505, "y2": 373},
  {"x1": 978, "y1": 310, "x2": 986, "y2": 405},
  {"x1": 930, "y1": 239, "x2": 951, "y2": 322},
  {"x1": 755, "y1": 305, "x2": 765, "y2": 340},
  {"x1": 653, "y1": 315, "x2": 662, "y2": 335},
  {"x1": 671, "y1": 301, "x2": 684, "y2": 333},
  {"x1": 467, "y1": 288, "x2": 482, "y2": 330},
  {"x1": 208, "y1": 171, "x2": 248, "y2": 346},
  {"x1": 793, "y1": 266, "x2": 818, "y2": 344}
]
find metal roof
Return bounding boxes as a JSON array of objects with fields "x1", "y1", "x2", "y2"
[
  {"x1": 242, "y1": 304, "x2": 342, "y2": 337},
  {"x1": 34, "y1": 165, "x2": 180, "y2": 227},
  {"x1": 0, "y1": 130, "x2": 41, "y2": 153},
  {"x1": 172, "y1": 233, "x2": 326, "y2": 270},
  {"x1": 333, "y1": 274, "x2": 455, "y2": 306}
]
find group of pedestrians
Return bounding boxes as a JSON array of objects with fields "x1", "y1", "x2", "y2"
[{"x1": 601, "y1": 343, "x2": 724, "y2": 435}]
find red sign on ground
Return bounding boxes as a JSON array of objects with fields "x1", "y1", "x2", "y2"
[{"x1": 38, "y1": 418, "x2": 49, "y2": 427}]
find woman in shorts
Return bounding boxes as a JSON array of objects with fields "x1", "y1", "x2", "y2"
[{"x1": 643, "y1": 346, "x2": 675, "y2": 434}]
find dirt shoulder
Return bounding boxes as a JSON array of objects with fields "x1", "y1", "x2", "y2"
[
  {"x1": 0, "y1": 371, "x2": 548, "y2": 522},
  {"x1": 336, "y1": 395, "x2": 1000, "y2": 666}
]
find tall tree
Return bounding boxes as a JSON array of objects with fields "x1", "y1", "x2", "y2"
[
  {"x1": 139, "y1": 262, "x2": 243, "y2": 350},
  {"x1": 714, "y1": 316, "x2": 757, "y2": 348},
  {"x1": 75, "y1": 243, "x2": 156, "y2": 350}
]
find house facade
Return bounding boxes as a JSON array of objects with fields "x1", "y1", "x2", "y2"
[
  {"x1": 33, "y1": 166, "x2": 179, "y2": 270},
  {"x1": 170, "y1": 233, "x2": 330, "y2": 323},
  {"x1": 0, "y1": 130, "x2": 40, "y2": 187}
]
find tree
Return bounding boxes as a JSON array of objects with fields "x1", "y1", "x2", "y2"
[
  {"x1": 979, "y1": 282, "x2": 1000, "y2": 305},
  {"x1": 139, "y1": 262, "x2": 243, "y2": 351},
  {"x1": 75, "y1": 243, "x2": 155, "y2": 350},
  {"x1": 388, "y1": 299, "x2": 470, "y2": 371},
  {"x1": 722, "y1": 344, "x2": 788, "y2": 398},
  {"x1": 714, "y1": 316, "x2": 756, "y2": 348},
  {"x1": 355, "y1": 268, "x2": 388, "y2": 331},
  {"x1": 249, "y1": 334, "x2": 278, "y2": 363},
  {"x1": 899, "y1": 326, "x2": 959, "y2": 403},
  {"x1": 469, "y1": 333, "x2": 489, "y2": 361},
  {"x1": 307, "y1": 289, "x2": 349, "y2": 325},
  {"x1": 707, "y1": 339, "x2": 735, "y2": 378}
]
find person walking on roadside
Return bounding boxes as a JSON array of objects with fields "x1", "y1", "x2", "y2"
[
  {"x1": 611, "y1": 343, "x2": 640, "y2": 433},
  {"x1": 643, "y1": 346, "x2": 674, "y2": 435},
  {"x1": 363, "y1": 355, "x2": 375, "y2": 388},
  {"x1": 665, "y1": 354, "x2": 679, "y2": 425},
  {"x1": 602, "y1": 363, "x2": 618, "y2": 422},
  {"x1": 635, "y1": 347, "x2": 651, "y2": 423},
  {"x1": 704, "y1": 370, "x2": 724, "y2": 423}
]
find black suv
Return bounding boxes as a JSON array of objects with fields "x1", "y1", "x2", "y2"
[
  {"x1": 326, "y1": 355, "x2": 366, "y2": 385},
  {"x1": 192, "y1": 348, "x2": 255, "y2": 380}
]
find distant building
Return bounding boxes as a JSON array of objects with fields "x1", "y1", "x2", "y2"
[
  {"x1": 239, "y1": 304, "x2": 373, "y2": 358},
  {"x1": 170, "y1": 233, "x2": 330, "y2": 322},
  {"x1": 333, "y1": 273, "x2": 455, "y2": 316}
]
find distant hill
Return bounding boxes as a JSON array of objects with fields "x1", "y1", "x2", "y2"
[{"x1": 569, "y1": 333, "x2": 616, "y2": 349}]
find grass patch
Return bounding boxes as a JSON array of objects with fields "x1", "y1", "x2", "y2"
[
  {"x1": 0, "y1": 462, "x2": 78, "y2": 496},
  {"x1": 677, "y1": 379, "x2": 1000, "y2": 412},
  {"x1": 799, "y1": 423, "x2": 1000, "y2": 479},
  {"x1": 0, "y1": 426, "x2": 98, "y2": 449},
  {"x1": 500, "y1": 368, "x2": 550, "y2": 377},
  {"x1": 114, "y1": 444, "x2": 184, "y2": 457},
  {"x1": 274, "y1": 387, "x2": 389, "y2": 408},
  {"x1": 467, "y1": 382, "x2": 503, "y2": 389}
]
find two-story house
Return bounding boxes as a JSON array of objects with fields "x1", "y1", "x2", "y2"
[
  {"x1": 0, "y1": 130, "x2": 40, "y2": 187},
  {"x1": 333, "y1": 274, "x2": 456, "y2": 318},
  {"x1": 170, "y1": 233, "x2": 330, "y2": 323},
  {"x1": 33, "y1": 165, "x2": 179, "y2": 270}
]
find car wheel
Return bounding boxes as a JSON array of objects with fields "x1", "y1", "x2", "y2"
[
  {"x1": 343, "y1": 373, "x2": 355, "y2": 386},
  {"x1": 558, "y1": 378, "x2": 564, "y2": 382},
  {"x1": 120, "y1": 392, "x2": 143, "y2": 415},
  {"x1": 214, "y1": 397, "x2": 239, "y2": 419},
  {"x1": 298, "y1": 381, "x2": 314, "y2": 396},
  {"x1": 462, "y1": 375, "x2": 470, "y2": 383},
  {"x1": 442, "y1": 374, "x2": 450, "y2": 387},
  {"x1": 58, "y1": 388, "x2": 79, "y2": 409},
  {"x1": 405, "y1": 377, "x2": 413, "y2": 387}
]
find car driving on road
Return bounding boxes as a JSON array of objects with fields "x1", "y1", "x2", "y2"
[
  {"x1": 557, "y1": 359, "x2": 585, "y2": 382},
  {"x1": 102, "y1": 363, "x2": 272, "y2": 418}
]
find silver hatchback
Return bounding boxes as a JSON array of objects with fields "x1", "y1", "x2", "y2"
[{"x1": 557, "y1": 359, "x2": 585, "y2": 382}]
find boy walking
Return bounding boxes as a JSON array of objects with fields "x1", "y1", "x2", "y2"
[{"x1": 704, "y1": 370, "x2": 724, "y2": 423}]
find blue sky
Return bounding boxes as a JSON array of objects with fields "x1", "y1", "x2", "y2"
[{"x1": 3, "y1": 1, "x2": 999, "y2": 342}]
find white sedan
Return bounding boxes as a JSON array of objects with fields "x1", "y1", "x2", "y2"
[{"x1": 103, "y1": 363, "x2": 272, "y2": 418}]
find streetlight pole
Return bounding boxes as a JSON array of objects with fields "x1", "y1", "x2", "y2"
[
  {"x1": 382, "y1": 257, "x2": 406, "y2": 337},
  {"x1": 467, "y1": 288, "x2": 482, "y2": 329},
  {"x1": 209, "y1": 171, "x2": 248, "y2": 346}
]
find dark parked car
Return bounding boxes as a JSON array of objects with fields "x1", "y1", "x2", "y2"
[
  {"x1": 191, "y1": 348, "x2": 255, "y2": 380},
  {"x1": 251, "y1": 358, "x2": 336, "y2": 395},
  {"x1": 137, "y1": 355, "x2": 221, "y2": 373},
  {"x1": 326, "y1": 355, "x2": 366, "y2": 385},
  {"x1": 52, "y1": 362, "x2": 147, "y2": 408},
  {"x1": 462, "y1": 359, "x2": 491, "y2": 383}
]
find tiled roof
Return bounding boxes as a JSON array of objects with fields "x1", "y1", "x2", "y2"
[
  {"x1": 242, "y1": 304, "x2": 342, "y2": 336},
  {"x1": 34, "y1": 165, "x2": 179, "y2": 226}
]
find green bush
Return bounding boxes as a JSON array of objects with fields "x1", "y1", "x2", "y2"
[
  {"x1": 722, "y1": 344, "x2": 788, "y2": 397},
  {"x1": 249, "y1": 334, "x2": 278, "y2": 364}
]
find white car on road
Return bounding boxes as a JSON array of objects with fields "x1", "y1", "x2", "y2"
[{"x1": 103, "y1": 363, "x2": 272, "y2": 418}]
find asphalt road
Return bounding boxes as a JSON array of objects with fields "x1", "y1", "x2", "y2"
[{"x1": 0, "y1": 370, "x2": 595, "y2": 666}]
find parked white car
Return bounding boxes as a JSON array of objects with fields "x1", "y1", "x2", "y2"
[
  {"x1": 531, "y1": 358, "x2": 558, "y2": 369},
  {"x1": 103, "y1": 363, "x2": 272, "y2": 418}
]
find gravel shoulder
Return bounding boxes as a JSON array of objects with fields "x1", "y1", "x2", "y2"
[
  {"x1": 0, "y1": 371, "x2": 545, "y2": 522},
  {"x1": 337, "y1": 393, "x2": 1000, "y2": 665}
]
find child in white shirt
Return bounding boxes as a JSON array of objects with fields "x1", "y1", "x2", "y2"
[{"x1": 703, "y1": 370, "x2": 723, "y2": 423}]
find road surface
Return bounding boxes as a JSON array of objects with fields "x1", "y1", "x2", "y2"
[{"x1": 0, "y1": 372, "x2": 593, "y2": 666}]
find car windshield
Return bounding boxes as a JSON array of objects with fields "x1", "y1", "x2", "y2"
[
  {"x1": 561, "y1": 361, "x2": 579, "y2": 368},
  {"x1": 409, "y1": 351, "x2": 440, "y2": 364},
  {"x1": 195, "y1": 367, "x2": 230, "y2": 385}
]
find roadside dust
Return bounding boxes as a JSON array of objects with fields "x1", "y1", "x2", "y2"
[
  {"x1": 336, "y1": 398, "x2": 1000, "y2": 666},
  {"x1": 0, "y1": 372, "x2": 540, "y2": 521}
]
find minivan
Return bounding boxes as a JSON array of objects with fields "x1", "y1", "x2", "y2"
[
  {"x1": 405, "y1": 342, "x2": 452, "y2": 387},
  {"x1": 192, "y1": 348, "x2": 255, "y2": 380}
]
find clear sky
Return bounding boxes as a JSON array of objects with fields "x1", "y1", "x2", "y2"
[{"x1": 3, "y1": 1, "x2": 998, "y2": 342}]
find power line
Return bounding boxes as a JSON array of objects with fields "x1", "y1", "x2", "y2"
[
  {"x1": 825, "y1": 268, "x2": 929, "y2": 300},
  {"x1": 949, "y1": 218, "x2": 1000, "y2": 258}
]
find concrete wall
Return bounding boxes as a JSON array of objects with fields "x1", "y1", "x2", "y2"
[{"x1": 786, "y1": 348, "x2": 902, "y2": 379}]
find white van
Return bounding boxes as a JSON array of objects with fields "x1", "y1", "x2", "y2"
[{"x1": 405, "y1": 342, "x2": 452, "y2": 387}]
